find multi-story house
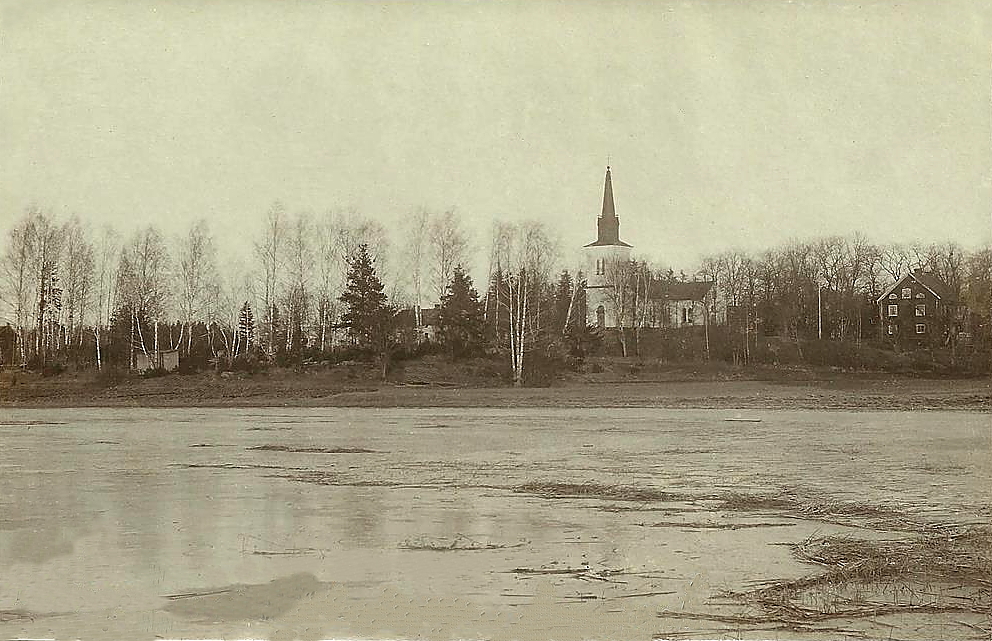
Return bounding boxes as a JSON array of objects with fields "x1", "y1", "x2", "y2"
[{"x1": 876, "y1": 268, "x2": 956, "y2": 346}]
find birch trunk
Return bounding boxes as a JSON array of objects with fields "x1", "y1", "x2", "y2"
[{"x1": 94, "y1": 325, "x2": 102, "y2": 370}]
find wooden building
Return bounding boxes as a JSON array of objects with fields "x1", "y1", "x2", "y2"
[{"x1": 875, "y1": 269, "x2": 957, "y2": 346}]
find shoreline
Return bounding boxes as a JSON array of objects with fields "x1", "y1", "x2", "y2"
[{"x1": 3, "y1": 375, "x2": 990, "y2": 411}]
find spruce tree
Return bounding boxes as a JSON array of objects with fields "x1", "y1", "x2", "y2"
[
  {"x1": 554, "y1": 271, "x2": 574, "y2": 334},
  {"x1": 439, "y1": 265, "x2": 484, "y2": 358},
  {"x1": 339, "y1": 244, "x2": 390, "y2": 349},
  {"x1": 237, "y1": 301, "x2": 255, "y2": 353}
]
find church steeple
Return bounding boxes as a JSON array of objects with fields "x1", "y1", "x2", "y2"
[
  {"x1": 601, "y1": 165, "x2": 616, "y2": 219},
  {"x1": 585, "y1": 165, "x2": 631, "y2": 248}
]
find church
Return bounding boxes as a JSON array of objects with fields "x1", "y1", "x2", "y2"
[{"x1": 582, "y1": 167, "x2": 724, "y2": 330}]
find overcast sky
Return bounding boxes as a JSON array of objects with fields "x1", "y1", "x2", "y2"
[{"x1": 2, "y1": 0, "x2": 991, "y2": 275}]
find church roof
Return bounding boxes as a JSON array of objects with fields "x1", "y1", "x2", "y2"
[
  {"x1": 648, "y1": 280, "x2": 715, "y2": 301},
  {"x1": 585, "y1": 166, "x2": 631, "y2": 247},
  {"x1": 584, "y1": 238, "x2": 633, "y2": 248}
]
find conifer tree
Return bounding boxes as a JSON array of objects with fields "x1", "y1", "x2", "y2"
[
  {"x1": 237, "y1": 300, "x2": 254, "y2": 353},
  {"x1": 438, "y1": 265, "x2": 484, "y2": 358},
  {"x1": 339, "y1": 244, "x2": 391, "y2": 350}
]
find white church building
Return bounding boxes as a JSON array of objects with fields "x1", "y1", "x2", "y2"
[{"x1": 582, "y1": 167, "x2": 724, "y2": 330}]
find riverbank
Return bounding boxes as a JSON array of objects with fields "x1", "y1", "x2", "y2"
[{"x1": 2, "y1": 360, "x2": 989, "y2": 410}]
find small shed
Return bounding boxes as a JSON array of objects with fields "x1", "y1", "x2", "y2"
[{"x1": 133, "y1": 349, "x2": 180, "y2": 372}]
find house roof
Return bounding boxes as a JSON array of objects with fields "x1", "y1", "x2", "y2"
[
  {"x1": 913, "y1": 271, "x2": 950, "y2": 299},
  {"x1": 397, "y1": 306, "x2": 442, "y2": 327},
  {"x1": 420, "y1": 307, "x2": 441, "y2": 326},
  {"x1": 648, "y1": 280, "x2": 715, "y2": 302},
  {"x1": 875, "y1": 270, "x2": 951, "y2": 303},
  {"x1": 395, "y1": 308, "x2": 418, "y2": 327}
]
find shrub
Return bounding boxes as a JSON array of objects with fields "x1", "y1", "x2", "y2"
[
  {"x1": 522, "y1": 342, "x2": 569, "y2": 387},
  {"x1": 229, "y1": 351, "x2": 266, "y2": 374},
  {"x1": 41, "y1": 362, "x2": 66, "y2": 377},
  {"x1": 95, "y1": 366, "x2": 129, "y2": 386}
]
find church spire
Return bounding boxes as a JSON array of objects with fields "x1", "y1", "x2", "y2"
[
  {"x1": 601, "y1": 165, "x2": 616, "y2": 219},
  {"x1": 584, "y1": 165, "x2": 631, "y2": 248}
]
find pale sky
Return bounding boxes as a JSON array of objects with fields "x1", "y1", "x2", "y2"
[{"x1": 2, "y1": 0, "x2": 991, "y2": 277}]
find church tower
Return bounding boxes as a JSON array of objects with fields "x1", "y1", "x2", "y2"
[{"x1": 584, "y1": 166, "x2": 632, "y2": 328}]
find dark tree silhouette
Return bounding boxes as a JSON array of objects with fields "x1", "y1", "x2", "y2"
[
  {"x1": 339, "y1": 244, "x2": 397, "y2": 377},
  {"x1": 438, "y1": 265, "x2": 484, "y2": 358}
]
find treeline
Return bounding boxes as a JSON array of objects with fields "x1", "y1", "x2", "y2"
[
  {"x1": 697, "y1": 236, "x2": 991, "y2": 345},
  {"x1": 0, "y1": 205, "x2": 589, "y2": 384},
  {"x1": 2, "y1": 204, "x2": 990, "y2": 382}
]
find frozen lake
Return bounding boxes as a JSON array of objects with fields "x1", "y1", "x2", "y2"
[{"x1": 1, "y1": 407, "x2": 989, "y2": 639}]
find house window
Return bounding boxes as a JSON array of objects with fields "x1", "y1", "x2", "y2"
[
  {"x1": 888, "y1": 305, "x2": 898, "y2": 317},
  {"x1": 915, "y1": 304, "x2": 925, "y2": 317},
  {"x1": 887, "y1": 324, "x2": 896, "y2": 335},
  {"x1": 902, "y1": 288, "x2": 912, "y2": 299},
  {"x1": 916, "y1": 323, "x2": 926, "y2": 334},
  {"x1": 915, "y1": 292, "x2": 925, "y2": 299},
  {"x1": 888, "y1": 293, "x2": 897, "y2": 300}
]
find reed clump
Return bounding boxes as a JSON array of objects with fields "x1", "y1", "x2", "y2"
[
  {"x1": 515, "y1": 481, "x2": 684, "y2": 503},
  {"x1": 661, "y1": 525, "x2": 992, "y2": 635}
]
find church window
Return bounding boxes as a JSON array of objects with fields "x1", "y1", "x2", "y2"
[{"x1": 596, "y1": 305, "x2": 605, "y2": 328}]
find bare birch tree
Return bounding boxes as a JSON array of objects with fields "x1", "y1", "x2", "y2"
[
  {"x1": 314, "y1": 214, "x2": 342, "y2": 352},
  {"x1": 490, "y1": 220, "x2": 557, "y2": 385},
  {"x1": 603, "y1": 256, "x2": 634, "y2": 357},
  {"x1": 0, "y1": 210, "x2": 38, "y2": 365},
  {"x1": 117, "y1": 226, "x2": 170, "y2": 367},
  {"x1": 177, "y1": 219, "x2": 217, "y2": 357},
  {"x1": 284, "y1": 212, "x2": 315, "y2": 353},
  {"x1": 401, "y1": 208, "x2": 431, "y2": 323},
  {"x1": 60, "y1": 216, "x2": 95, "y2": 357},
  {"x1": 29, "y1": 211, "x2": 64, "y2": 365},
  {"x1": 428, "y1": 209, "x2": 469, "y2": 300},
  {"x1": 91, "y1": 225, "x2": 119, "y2": 369},
  {"x1": 255, "y1": 201, "x2": 285, "y2": 357}
]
